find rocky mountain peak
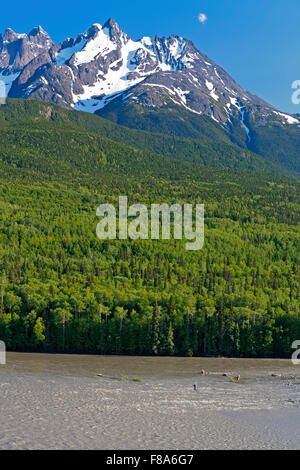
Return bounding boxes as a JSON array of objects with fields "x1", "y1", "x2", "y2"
[
  {"x1": 85, "y1": 23, "x2": 102, "y2": 40},
  {"x1": 29, "y1": 25, "x2": 48, "y2": 37},
  {"x1": 102, "y1": 17, "x2": 131, "y2": 44},
  {"x1": 103, "y1": 18, "x2": 121, "y2": 32},
  {"x1": 0, "y1": 25, "x2": 53, "y2": 71},
  {"x1": 3, "y1": 28, "x2": 25, "y2": 44}
]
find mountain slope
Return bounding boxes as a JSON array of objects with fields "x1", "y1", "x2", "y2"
[
  {"x1": 0, "y1": 99, "x2": 282, "y2": 174},
  {"x1": 98, "y1": 94, "x2": 300, "y2": 177}
]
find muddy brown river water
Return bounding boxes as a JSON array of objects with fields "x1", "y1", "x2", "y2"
[{"x1": 1, "y1": 353, "x2": 300, "y2": 449}]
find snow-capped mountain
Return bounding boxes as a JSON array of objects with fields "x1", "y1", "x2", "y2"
[{"x1": 0, "y1": 18, "x2": 299, "y2": 136}]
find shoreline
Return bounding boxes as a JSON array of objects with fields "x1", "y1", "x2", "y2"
[{"x1": 3, "y1": 350, "x2": 293, "y2": 360}]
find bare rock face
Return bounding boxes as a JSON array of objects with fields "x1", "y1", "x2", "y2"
[
  {"x1": 0, "y1": 18, "x2": 299, "y2": 135},
  {"x1": 0, "y1": 26, "x2": 53, "y2": 69}
]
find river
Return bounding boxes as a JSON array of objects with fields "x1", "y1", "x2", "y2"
[{"x1": 0, "y1": 353, "x2": 300, "y2": 449}]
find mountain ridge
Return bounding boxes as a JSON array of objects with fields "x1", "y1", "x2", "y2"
[
  {"x1": 0, "y1": 18, "x2": 298, "y2": 126},
  {"x1": 0, "y1": 98, "x2": 286, "y2": 176}
]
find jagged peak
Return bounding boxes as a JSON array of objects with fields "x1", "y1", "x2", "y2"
[
  {"x1": 102, "y1": 18, "x2": 130, "y2": 42},
  {"x1": 4, "y1": 27, "x2": 16, "y2": 34},
  {"x1": 84, "y1": 23, "x2": 103, "y2": 40},
  {"x1": 28, "y1": 25, "x2": 50, "y2": 37},
  {"x1": 103, "y1": 18, "x2": 120, "y2": 30},
  {"x1": 91, "y1": 23, "x2": 102, "y2": 30},
  {"x1": 3, "y1": 28, "x2": 26, "y2": 43},
  {"x1": 2, "y1": 25, "x2": 52, "y2": 45}
]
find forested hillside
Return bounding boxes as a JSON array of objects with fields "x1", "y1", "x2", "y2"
[
  {"x1": 0, "y1": 99, "x2": 299, "y2": 357},
  {"x1": 98, "y1": 99, "x2": 300, "y2": 178},
  {"x1": 0, "y1": 99, "x2": 281, "y2": 173}
]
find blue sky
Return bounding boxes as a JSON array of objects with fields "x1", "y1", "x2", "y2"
[{"x1": 1, "y1": 0, "x2": 299, "y2": 113}]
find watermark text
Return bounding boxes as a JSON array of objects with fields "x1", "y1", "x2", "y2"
[{"x1": 96, "y1": 197, "x2": 204, "y2": 251}]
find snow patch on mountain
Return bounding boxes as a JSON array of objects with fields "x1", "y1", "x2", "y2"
[
  {"x1": 273, "y1": 111, "x2": 299, "y2": 125},
  {"x1": 140, "y1": 37, "x2": 152, "y2": 47},
  {"x1": 73, "y1": 26, "x2": 118, "y2": 65},
  {"x1": 210, "y1": 90, "x2": 219, "y2": 101},
  {"x1": 168, "y1": 38, "x2": 186, "y2": 60},
  {"x1": 205, "y1": 80, "x2": 213, "y2": 91},
  {"x1": 56, "y1": 38, "x2": 87, "y2": 65},
  {"x1": 205, "y1": 80, "x2": 219, "y2": 101},
  {"x1": 72, "y1": 36, "x2": 157, "y2": 110},
  {"x1": 74, "y1": 94, "x2": 121, "y2": 112}
]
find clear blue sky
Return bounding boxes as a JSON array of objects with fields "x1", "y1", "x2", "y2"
[{"x1": 1, "y1": 0, "x2": 299, "y2": 113}]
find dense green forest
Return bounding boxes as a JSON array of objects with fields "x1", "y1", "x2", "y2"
[{"x1": 0, "y1": 99, "x2": 299, "y2": 357}]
